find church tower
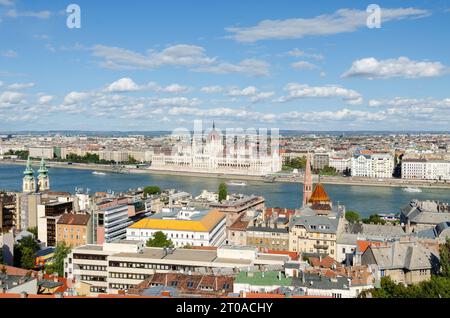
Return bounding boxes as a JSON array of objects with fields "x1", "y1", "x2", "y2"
[
  {"x1": 22, "y1": 157, "x2": 36, "y2": 193},
  {"x1": 37, "y1": 157, "x2": 50, "y2": 192},
  {"x1": 302, "y1": 154, "x2": 313, "y2": 207}
]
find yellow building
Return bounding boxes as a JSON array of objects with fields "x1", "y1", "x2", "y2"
[{"x1": 56, "y1": 213, "x2": 91, "y2": 247}]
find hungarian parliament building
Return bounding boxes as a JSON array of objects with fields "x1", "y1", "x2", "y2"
[{"x1": 150, "y1": 127, "x2": 282, "y2": 176}]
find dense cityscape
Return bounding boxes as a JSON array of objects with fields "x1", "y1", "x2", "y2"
[{"x1": 1, "y1": 0, "x2": 450, "y2": 308}]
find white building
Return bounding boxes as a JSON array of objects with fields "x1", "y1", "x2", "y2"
[
  {"x1": 126, "y1": 207, "x2": 227, "y2": 248},
  {"x1": 402, "y1": 159, "x2": 450, "y2": 181},
  {"x1": 102, "y1": 204, "x2": 134, "y2": 243},
  {"x1": 351, "y1": 153, "x2": 394, "y2": 179},
  {"x1": 151, "y1": 127, "x2": 282, "y2": 176},
  {"x1": 329, "y1": 157, "x2": 351, "y2": 172},
  {"x1": 64, "y1": 241, "x2": 289, "y2": 295}
]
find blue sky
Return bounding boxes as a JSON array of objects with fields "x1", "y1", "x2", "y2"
[{"x1": 0, "y1": 0, "x2": 450, "y2": 131}]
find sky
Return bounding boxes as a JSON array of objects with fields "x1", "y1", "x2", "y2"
[{"x1": 0, "y1": 0, "x2": 450, "y2": 131}]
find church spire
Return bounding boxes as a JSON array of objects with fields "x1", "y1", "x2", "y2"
[
  {"x1": 302, "y1": 154, "x2": 313, "y2": 207},
  {"x1": 23, "y1": 156, "x2": 36, "y2": 193},
  {"x1": 212, "y1": 120, "x2": 215, "y2": 130},
  {"x1": 37, "y1": 157, "x2": 50, "y2": 192}
]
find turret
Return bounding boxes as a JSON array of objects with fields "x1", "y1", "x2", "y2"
[
  {"x1": 37, "y1": 157, "x2": 50, "y2": 191},
  {"x1": 22, "y1": 157, "x2": 36, "y2": 193}
]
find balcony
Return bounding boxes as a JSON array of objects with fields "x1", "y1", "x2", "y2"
[{"x1": 314, "y1": 244, "x2": 329, "y2": 250}]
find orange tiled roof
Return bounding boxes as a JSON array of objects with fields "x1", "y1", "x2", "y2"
[{"x1": 308, "y1": 183, "x2": 330, "y2": 203}]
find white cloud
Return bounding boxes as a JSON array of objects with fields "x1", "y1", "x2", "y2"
[
  {"x1": 287, "y1": 48, "x2": 324, "y2": 60},
  {"x1": 368, "y1": 97, "x2": 450, "y2": 109},
  {"x1": 92, "y1": 44, "x2": 216, "y2": 70},
  {"x1": 278, "y1": 83, "x2": 363, "y2": 105},
  {"x1": 342, "y1": 57, "x2": 447, "y2": 79},
  {"x1": 7, "y1": 9, "x2": 51, "y2": 19},
  {"x1": 2, "y1": 49, "x2": 17, "y2": 58},
  {"x1": 0, "y1": 81, "x2": 3, "y2": 87},
  {"x1": 193, "y1": 59, "x2": 270, "y2": 77},
  {"x1": 250, "y1": 91, "x2": 275, "y2": 103},
  {"x1": 106, "y1": 78, "x2": 140, "y2": 93},
  {"x1": 148, "y1": 97, "x2": 201, "y2": 107},
  {"x1": 227, "y1": 86, "x2": 258, "y2": 97},
  {"x1": 0, "y1": 0, "x2": 14, "y2": 6},
  {"x1": 291, "y1": 61, "x2": 317, "y2": 70},
  {"x1": 92, "y1": 44, "x2": 269, "y2": 76},
  {"x1": 0, "y1": 91, "x2": 26, "y2": 105},
  {"x1": 38, "y1": 95, "x2": 54, "y2": 105},
  {"x1": 63, "y1": 91, "x2": 91, "y2": 105},
  {"x1": 7, "y1": 82, "x2": 35, "y2": 90},
  {"x1": 226, "y1": 7, "x2": 430, "y2": 42},
  {"x1": 200, "y1": 86, "x2": 223, "y2": 94},
  {"x1": 158, "y1": 84, "x2": 190, "y2": 94}
]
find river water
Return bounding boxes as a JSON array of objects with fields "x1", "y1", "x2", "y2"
[{"x1": 1, "y1": 164, "x2": 449, "y2": 217}]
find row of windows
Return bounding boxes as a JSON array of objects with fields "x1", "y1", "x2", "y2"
[
  {"x1": 81, "y1": 275, "x2": 106, "y2": 282},
  {"x1": 110, "y1": 272, "x2": 150, "y2": 280},
  {"x1": 73, "y1": 253, "x2": 106, "y2": 261},
  {"x1": 109, "y1": 261, "x2": 171, "y2": 270},
  {"x1": 78, "y1": 265, "x2": 107, "y2": 271},
  {"x1": 90, "y1": 286, "x2": 107, "y2": 293},
  {"x1": 109, "y1": 283, "x2": 134, "y2": 290}
]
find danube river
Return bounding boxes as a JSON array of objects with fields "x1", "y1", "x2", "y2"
[{"x1": 1, "y1": 164, "x2": 449, "y2": 217}]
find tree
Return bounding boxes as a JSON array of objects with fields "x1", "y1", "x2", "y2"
[
  {"x1": 218, "y1": 182, "x2": 227, "y2": 202},
  {"x1": 318, "y1": 165, "x2": 338, "y2": 176},
  {"x1": 18, "y1": 235, "x2": 40, "y2": 253},
  {"x1": 49, "y1": 242, "x2": 71, "y2": 276},
  {"x1": 27, "y1": 227, "x2": 38, "y2": 238},
  {"x1": 20, "y1": 247, "x2": 36, "y2": 270},
  {"x1": 440, "y1": 238, "x2": 450, "y2": 278},
  {"x1": 146, "y1": 231, "x2": 174, "y2": 248},
  {"x1": 14, "y1": 235, "x2": 40, "y2": 268},
  {"x1": 128, "y1": 155, "x2": 138, "y2": 164},
  {"x1": 345, "y1": 210, "x2": 360, "y2": 224},
  {"x1": 362, "y1": 214, "x2": 386, "y2": 225},
  {"x1": 143, "y1": 185, "x2": 161, "y2": 197}
]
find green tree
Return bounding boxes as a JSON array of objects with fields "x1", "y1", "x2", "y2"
[
  {"x1": 18, "y1": 235, "x2": 40, "y2": 253},
  {"x1": 218, "y1": 182, "x2": 227, "y2": 202},
  {"x1": 20, "y1": 247, "x2": 36, "y2": 270},
  {"x1": 146, "y1": 231, "x2": 174, "y2": 248},
  {"x1": 318, "y1": 165, "x2": 338, "y2": 176},
  {"x1": 48, "y1": 242, "x2": 71, "y2": 276},
  {"x1": 345, "y1": 210, "x2": 360, "y2": 224},
  {"x1": 27, "y1": 227, "x2": 38, "y2": 238},
  {"x1": 362, "y1": 214, "x2": 386, "y2": 225},
  {"x1": 143, "y1": 185, "x2": 161, "y2": 197},
  {"x1": 440, "y1": 238, "x2": 450, "y2": 278},
  {"x1": 128, "y1": 155, "x2": 138, "y2": 164}
]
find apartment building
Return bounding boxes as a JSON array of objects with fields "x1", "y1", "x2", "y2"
[
  {"x1": 313, "y1": 153, "x2": 330, "y2": 170},
  {"x1": 64, "y1": 241, "x2": 289, "y2": 295},
  {"x1": 37, "y1": 200, "x2": 74, "y2": 247},
  {"x1": 56, "y1": 213, "x2": 92, "y2": 247},
  {"x1": 351, "y1": 153, "x2": 394, "y2": 179},
  {"x1": 328, "y1": 157, "x2": 351, "y2": 172},
  {"x1": 361, "y1": 241, "x2": 439, "y2": 285},
  {"x1": 402, "y1": 158, "x2": 450, "y2": 181}
]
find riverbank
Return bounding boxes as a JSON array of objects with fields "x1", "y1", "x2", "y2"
[{"x1": 2, "y1": 159, "x2": 450, "y2": 189}]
